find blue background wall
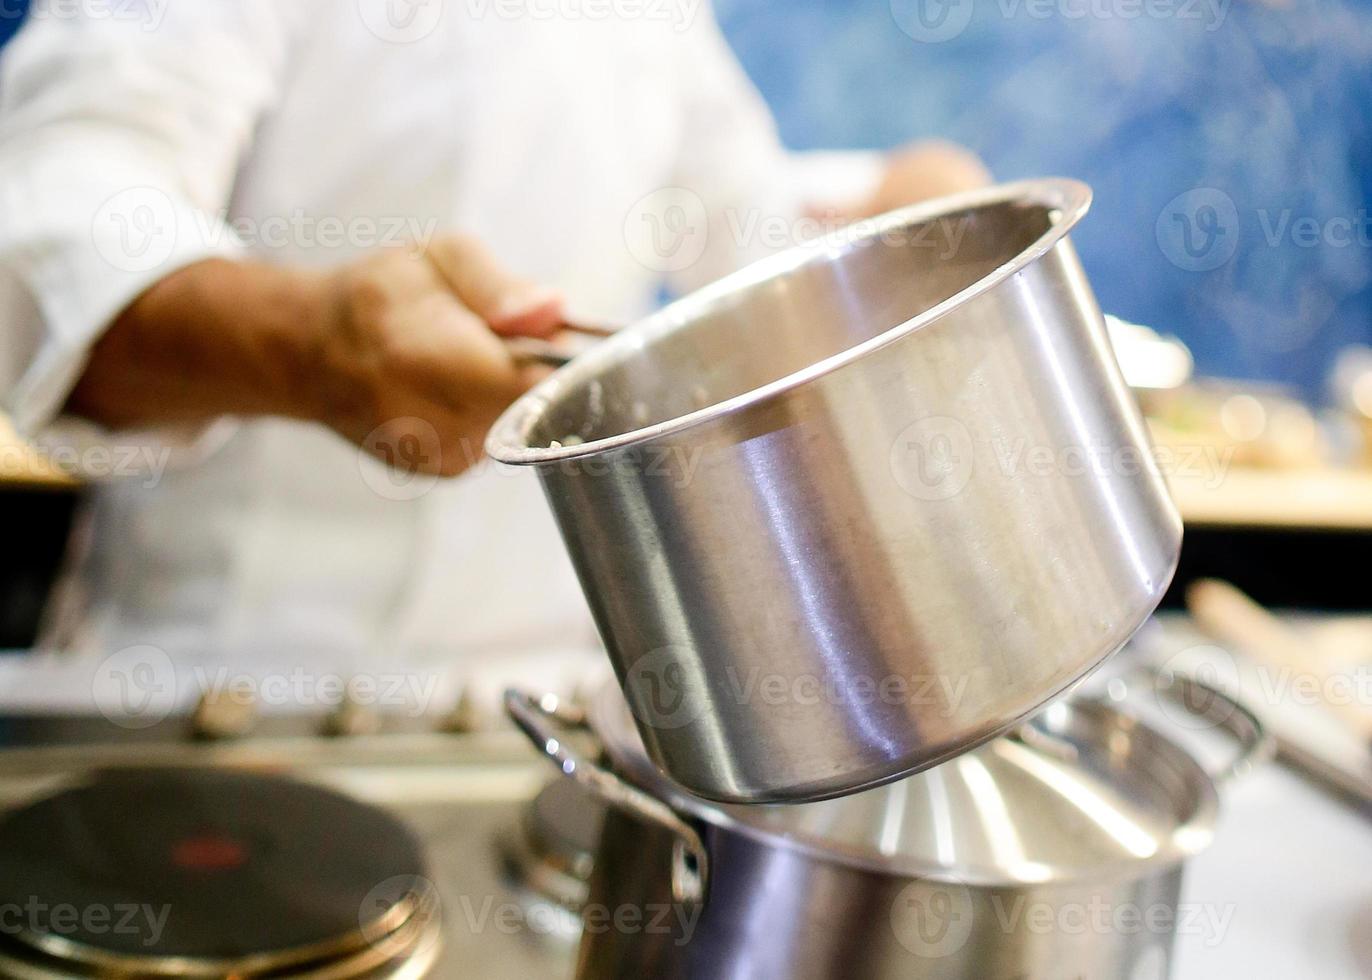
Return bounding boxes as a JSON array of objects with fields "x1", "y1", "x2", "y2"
[
  {"x1": 715, "y1": 0, "x2": 1372, "y2": 403},
  {"x1": 4, "y1": 1, "x2": 1369, "y2": 401},
  {"x1": 0, "y1": 4, "x2": 20, "y2": 47}
]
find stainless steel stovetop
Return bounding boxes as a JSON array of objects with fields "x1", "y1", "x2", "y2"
[{"x1": 0, "y1": 713, "x2": 580, "y2": 979}]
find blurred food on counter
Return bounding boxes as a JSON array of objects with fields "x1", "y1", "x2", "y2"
[
  {"x1": 1331, "y1": 344, "x2": 1372, "y2": 464},
  {"x1": 1108, "y1": 323, "x2": 1372, "y2": 531}
]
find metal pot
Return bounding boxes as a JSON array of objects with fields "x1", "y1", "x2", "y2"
[
  {"x1": 506, "y1": 673, "x2": 1269, "y2": 980},
  {"x1": 487, "y1": 179, "x2": 1182, "y2": 804}
]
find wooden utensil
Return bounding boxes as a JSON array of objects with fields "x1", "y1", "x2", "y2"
[{"x1": 1186, "y1": 578, "x2": 1372, "y2": 743}]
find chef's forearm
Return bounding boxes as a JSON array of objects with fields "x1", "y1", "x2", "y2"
[
  {"x1": 64, "y1": 242, "x2": 561, "y2": 477},
  {"x1": 65, "y1": 259, "x2": 334, "y2": 430}
]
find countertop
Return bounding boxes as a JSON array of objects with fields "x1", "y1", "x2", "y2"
[{"x1": 1176, "y1": 757, "x2": 1372, "y2": 978}]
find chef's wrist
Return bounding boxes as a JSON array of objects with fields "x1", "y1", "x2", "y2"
[
  {"x1": 67, "y1": 258, "x2": 341, "y2": 428},
  {"x1": 158, "y1": 258, "x2": 338, "y2": 422}
]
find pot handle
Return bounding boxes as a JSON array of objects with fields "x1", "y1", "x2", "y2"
[
  {"x1": 1110, "y1": 668, "x2": 1274, "y2": 786},
  {"x1": 504, "y1": 689, "x2": 709, "y2": 905},
  {"x1": 505, "y1": 320, "x2": 621, "y2": 368}
]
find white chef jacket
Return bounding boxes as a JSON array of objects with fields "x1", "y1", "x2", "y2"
[{"x1": 0, "y1": 0, "x2": 879, "y2": 690}]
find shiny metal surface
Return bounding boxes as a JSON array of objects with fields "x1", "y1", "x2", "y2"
[
  {"x1": 496, "y1": 778, "x2": 603, "y2": 915},
  {"x1": 583, "y1": 678, "x2": 1255, "y2": 885},
  {"x1": 505, "y1": 690, "x2": 708, "y2": 904},
  {"x1": 488, "y1": 178, "x2": 1183, "y2": 803},
  {"x1": 561, "y1": 681, "x2": 1259, "y2": 979},
  {"x1": 580, "y1": 806, "x2": 1185, "y2": 980}
]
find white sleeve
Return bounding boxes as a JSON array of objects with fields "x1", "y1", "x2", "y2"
[
  {"x1": 0, "y1": 0, "x2": 305, "y2": 436},
  {"x1": 664, "y1": 6, "x2": 883, "y2": 294}
]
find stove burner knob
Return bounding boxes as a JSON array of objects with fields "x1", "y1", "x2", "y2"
[
  {"x1": 440, "y1": 687, "x2": 488, "y2": 734},
  {"x1": 191, "y1": 686, "x2": 257, "y2": 740},
  {"x1": 323, "y1": 685, "x2": 383, "y2": 737}
]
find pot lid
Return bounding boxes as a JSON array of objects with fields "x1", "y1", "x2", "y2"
[{"x1": 588, "y1": 684, "x2": 1221, "y2": 887}]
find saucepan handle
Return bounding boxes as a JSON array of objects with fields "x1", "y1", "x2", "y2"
[
  {"x1": 505, "y1": 320, "x2": 621, "y2": 368},
  {"x1": 504, "y1": 689, "x2": 709, "y2": 905},
  {"x1": 1110, "y1": 667, "x2": 1274, "y2": 786}
]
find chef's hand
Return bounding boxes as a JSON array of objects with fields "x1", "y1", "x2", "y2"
[
  {"x1": 66, "y1": 236, "x2": 562, "y2": 478},
  {"x1": 817, "y1": 140, "x2": 992, "y2": 223},
  {"x1": 317, "y1": 238, "x2": 561, "y2": 475}
]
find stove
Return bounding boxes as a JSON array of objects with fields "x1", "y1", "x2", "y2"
[{"x1": 0, "y1": 712, "x2": 583, "y2": 979}]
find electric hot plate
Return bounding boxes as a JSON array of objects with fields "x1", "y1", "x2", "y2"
[{"x1": 0, "y1": 768, "x2": 441, "y2": 978}]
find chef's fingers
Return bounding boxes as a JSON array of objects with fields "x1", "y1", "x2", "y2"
[
  {"x1": 424, "y1": 235, "x2": 564, "y2": 338},
  {"x1": 334, "y1": 249, "x2": 527, "y2": 401},
  {"x1": 378, "y1": 279, "x2": 551, "y2": 419}
]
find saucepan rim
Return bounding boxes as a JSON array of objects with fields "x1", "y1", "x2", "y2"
[
  {"x1": 586, "y1": 681, "x2": 1223, "y2": 888},
  {"x1": 486, "y1": 177, "x2": 1092, "y2": 466}
]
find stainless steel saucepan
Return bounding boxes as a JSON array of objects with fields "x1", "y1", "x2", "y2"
[
  {"x1": 488, "y1": 179, "x2": 1183, "y2": 804},
  {"x1": 506, "y1": 672, "x2": 1269, "y2": 980}
]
